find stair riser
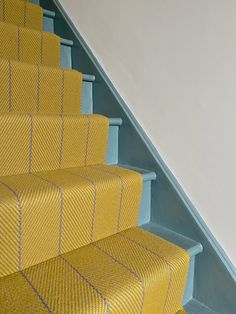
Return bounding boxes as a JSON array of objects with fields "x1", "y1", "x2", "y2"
[
  {"x1": 138, "y1": 180, "x2": 152, "y2": 225},
  {"x1": 106, "y1": 124, "x2": 119, "y2": 165},
  {"x1": 43, "y1": 15, "x2": 54, "y2": 33},
  {"x1": 61, "y1": 43, "x2": 72, "y2": 68},
  {"x1": 82, "y1": 81, "x2": 93, "y2": 114}
]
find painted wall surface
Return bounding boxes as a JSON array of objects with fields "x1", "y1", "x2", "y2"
[{"x1": 59, "y1": 0, "x2": 236, "y2": 265}]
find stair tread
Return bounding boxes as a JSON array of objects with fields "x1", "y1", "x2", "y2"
[
  {"x1": 0, "y1": 57, "x2": 91, "y2": 114},
  {"x1": 1, "y1": 164, "x2": 143, "y2": 277},
  {"x1": 0, "y1": 0, "x2": 43, "y2": 31},
  {"x1": 0, "y1": 227, "x2": 189, "y2": 313},
  {"x1": 120, "y1": 164, "x2": 157, "y2": 181},
  {"x1": 142, "y1": 222, "x2": 203, "y2": 257},
  {"x1": 184, "y1": 299, "x2": 218, "y2": 314}
]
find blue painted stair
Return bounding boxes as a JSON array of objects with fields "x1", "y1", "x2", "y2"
[{"x1": 28, "y1": 1, "x2": 236, "y2": 313}]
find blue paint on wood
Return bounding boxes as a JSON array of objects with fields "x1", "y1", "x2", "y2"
[
  {"x1": 60, "y1": 44, "x2": 72, "y2": 69},
  {"x1": 43, "y1": 16, "x2": 54, "y2": 33},
  {"x1": 106, "y1": 123, "x2": 119, "y2": 165},
  {"x1": 81, "y1": 81, "x2": 93, "y2": 114},
  {"x1": 138, "y1": 180, "x2": 151, "y2": 225}
]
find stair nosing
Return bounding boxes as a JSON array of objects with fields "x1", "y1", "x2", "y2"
[
  {"x1": 83, "y1": 74, "x2": 95, "y2": 82},
  {"x1": 119, "y1": 164, "x2": 157, "y2": 181},
  {"x1": 43, "y1": 9, "x2": 56, "y2": 18},
  {"x1": 61, "y1": 38, "x2": 74, "y2": 47},
  {"x1": 142, "y1": 222, "x2": 203, "y2": 257},
  {"x1": 109, "y1": 118, "x2": 122, "y2": 126}
]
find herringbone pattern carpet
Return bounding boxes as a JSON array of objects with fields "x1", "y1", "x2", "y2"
[{"x1": 0, "y1": 1, "x2": 190, "y2": 313}]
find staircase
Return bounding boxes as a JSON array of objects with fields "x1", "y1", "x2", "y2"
[{"x1": 0, "y1": 1, "x2": 234, "y2": 313}]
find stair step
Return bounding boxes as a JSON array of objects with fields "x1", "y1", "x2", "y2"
[
  {"x1": 184, "y1": 299, "x2": 218, "y2": 314},
  {"x1": 0, "y1": 21, "x2": 61, "y2": 67},
  {"x1": 119, "y1": 165, "x2": 156, "y2": 231},
  {"x1": 0, "y1": 58, "x2": 87, "y2": 114},
  {"x1": 0, "y1": 113, "x2": 111, "y2": 177},
  {"x1": 142, "y1": 222, "x2": 203, "y2": 306},
  {"x1": 116, "y1": 165, "x2": 156, "y2": 226},
  {"x1": 0, "y1": 164, "x2": 143, "y2": 278},
  {"x1": 0, "y1": 0, "x2": 43, "y2": 31},
  {"x1": 1, "y1": 226, "x2": 190, "y2": 312}
]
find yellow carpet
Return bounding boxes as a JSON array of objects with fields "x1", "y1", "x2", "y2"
[
  {"x1": 0, "y1": 0, "x2": 190, "y2": 313},
  {"x1": 0, "y1": 165, "x2": 143, "y2": 277},
  {"x1": 0, "y1": 228, "x2": 189, "y2": 314},
  {"x1": 0, "y1": 113, "x2": 109, "y2": 176},
  {"x1": 0, "y1": 59, "x2": 83, "y2": 113},
  {"x1": 0, "y1": 21, "x2": 60, "y2": 66},
  {"x1": 0, "y1": 0, "x2": 43, "y2": 30}
]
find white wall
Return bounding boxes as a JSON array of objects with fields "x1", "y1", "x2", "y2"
[{"x1": 59, "y1": 0, "x2": 236, "y2": 265}]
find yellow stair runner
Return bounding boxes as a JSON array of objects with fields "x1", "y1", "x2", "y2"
[
  {"x1": 0, "y1": 228, "x2": 189, "y2": 314},
  {"x1": 0, "y1": 164, "x2": 143, "y2": 277},
  {"x1": 0, "y1": 0, "x2": 43, "y2": 30},
  {"x1": 0, "y1": 59, "x2": 83, "y2": 113},
  {"x1": 0, "y1": 113, "x2": 109, "y2": 176},
  {"x1": 0, "y1": 1, "x2": 190, "y2": 313},
  {"x1": 0, "y1": 113, "x2": 143, "y2": 276},
  {"x1": 0, "y1": 21, "x2": 60, "y2": 66}
]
